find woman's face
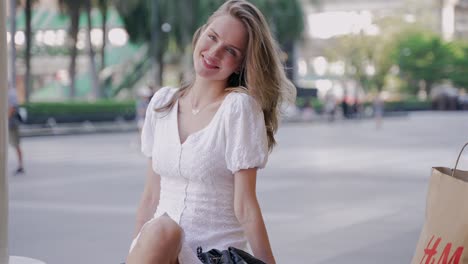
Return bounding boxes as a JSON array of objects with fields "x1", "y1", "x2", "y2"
[{"x1": 193, "y1": 15, "x2": 248, "y2": 83}]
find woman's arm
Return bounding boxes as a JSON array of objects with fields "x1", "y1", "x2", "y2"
[
  {"x1": 234, "y1": 168, "x2": 276, "y2": 264},
  {"x1": 133, "y1": 159, "x2": 161, "y2": 237}
]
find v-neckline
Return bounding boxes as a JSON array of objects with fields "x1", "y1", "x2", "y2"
[{"x1": 175, "y1": 93, "x2": 230, "y2": 146}]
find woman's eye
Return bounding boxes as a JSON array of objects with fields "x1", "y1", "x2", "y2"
[
  {"x1": 208, "y1": 35, "x2": 216, "y2": 41},
  {"x1": 226, "y1": 48, "x2": 236, "y2": 56}
]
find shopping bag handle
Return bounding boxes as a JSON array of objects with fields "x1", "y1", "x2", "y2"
[{"x1": 452, "y1": 142, "x2": 468, "y2": 178}]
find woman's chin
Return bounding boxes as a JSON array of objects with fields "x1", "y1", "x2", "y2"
[{"x1": 195, "y1": 70, "x2": 228, "y2": 82}]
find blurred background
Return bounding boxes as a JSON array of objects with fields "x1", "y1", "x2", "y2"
[{"x1": 4, "y1": 0, "x2": 468, "y2": 263}]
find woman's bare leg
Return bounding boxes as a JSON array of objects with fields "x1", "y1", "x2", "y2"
[{"x1": 127, "y1": 215, "x2": 182, "y2": 264}]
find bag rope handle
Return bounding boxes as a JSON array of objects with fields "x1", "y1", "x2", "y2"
[{"x1": 452, "y1": 142, "x2": 468, "y2": 178}]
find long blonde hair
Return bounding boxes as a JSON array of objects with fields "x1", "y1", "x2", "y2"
[{"x1": 156, "y1": 0, "x2": 296, "y2": 151}]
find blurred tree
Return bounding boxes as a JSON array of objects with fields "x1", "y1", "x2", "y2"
[
  {"x1": 114, "y1": 0, "x2": 176, "y2": 87},
  {"x1": 447, "y1": 41, "x2": 468, "y2": 89},
  {"x1": 326, "y1": 32, "x2": 396, "y2": 94},
  {"x1": 394, "y1": 31, "x2": 452, "y2": 94},
  {"x1": 23, "y1": 0, "x2": 38, "y2": 102},
  {"x1": 85, "y1": 0, "x2": 99, "y2": 99},
  {"x1": 96, "y1": 0, "x2": 109, "y2": 72},
  {"x1": 58, "y1": 0, "x2": 85, "y2": 99},
  {"x1": 256, "y1": 0, "x2": 304, "y2": 80},
  {"x1": 327, "y1": 33, "x2": 374, "y2": 92}
]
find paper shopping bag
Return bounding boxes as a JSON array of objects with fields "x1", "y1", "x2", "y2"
[{"x1": 411, "y1": 143, "x2": 468, "y2": 264}]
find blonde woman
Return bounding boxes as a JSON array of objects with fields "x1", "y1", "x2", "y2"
[{"x1": 126, "y1": 1, "x2": 296, "y2": 263}]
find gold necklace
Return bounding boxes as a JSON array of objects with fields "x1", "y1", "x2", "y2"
[
  {"x1": 190, "y1": 90, "x2": 225, "y2": 115},
  {"x1": 191, "y1": 93, "x2": 211, "y2": 115}
]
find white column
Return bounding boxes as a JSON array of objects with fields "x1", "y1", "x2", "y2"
[
  {"x1": 0, "y1": 3, "x2": 47, "y2": 263},
  {"x1": 441, "y1": 0, "x2": 459, "y2": 41},
  {"x1": 0, "y1": 0, "x2": 10, "y2": 261}
]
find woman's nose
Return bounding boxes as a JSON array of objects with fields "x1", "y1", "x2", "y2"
[{"x1": 208, "y1": 44, "x2": 223, "y2": 59}]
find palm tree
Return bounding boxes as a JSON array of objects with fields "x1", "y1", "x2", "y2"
[
  {"x1": 85, "y1": 0, "x2": 99, "y2": 99},
  {"x1": 97, "y1": 0, "x2": 108, "y2": 73},
  {"x1": 115, "y1": 0, "x2": 178, "y2": 87},
  {"x1": 58, "y1": 0, "x2": 84, "y2": 99},
  {"x1": 24, "y1": 0, "x2": 35, "y2": 102}
]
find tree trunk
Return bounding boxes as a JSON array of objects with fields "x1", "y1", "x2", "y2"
[
  {"x1": 100, "y1": 4, "x2": 107, "y2": 73},
  {"x1": 151, "y1": 0, "x2": 161, "y2": 88},
  {"x1": 282, "y1": 41, "x2": 295, "y2": 82},
  {"x1": 99, "y1": 3, "x2": 107, "y2": 98},
  {"x1": 158, "y1": 49, "x2": 164, "y2": 87},
  {"x1": 181, "y1": 0, "x2": 196, "y2": 81},
  {"x1": 69, "y1": 10, "x2": 79, "y2": 99},
  {"x1": 85, "y1": 1, "x2": 99, "y2": 99},
  {"x1": 24, "y1": 0, "x2": 32, "y2": 102}
]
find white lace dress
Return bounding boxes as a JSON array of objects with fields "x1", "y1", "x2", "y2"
[{"x1": 130, "y1": 86, "x2": 269, "y2": 263}]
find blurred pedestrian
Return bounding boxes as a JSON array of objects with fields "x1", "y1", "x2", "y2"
[
  {"x1": 136, "y1": 85, "x2": 154, "y2": 136},
  {"x1": 126, "y1": 1, "x2": 295, "y2": 263},
  {"x1": 324, "y1": 89, "x2": 336, "y2": 122},
  {"x1": 373, "y1": 91, "x2": 384, "y2": 129},
  {"x1": 8, "y1": 87, "x2": 24, "y2": 175},
  {"x1": 342, "y1": 96, "x2": 349, "y2": 119}
]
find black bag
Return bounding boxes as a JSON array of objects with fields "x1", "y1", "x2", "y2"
[
  {"x1": 197, "y1": 246, "x2": 266, "y2": 264},
  {"x1": 15, "y1": 111, "x2": 24, "y2": 123}
]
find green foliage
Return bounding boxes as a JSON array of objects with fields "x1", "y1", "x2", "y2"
[
  {"x1": 296, "y1": 97, "x2": 324, "y2": 112},
  {"x1": 394, "y1": 31, "x2": 452, "y2": 92},
  {"x1": 325, "y1": 16, "x2": 412, "y2": 93},
  {"x1": 21, "y1": 101, "x2": 137, "y2": 124},
  {"x1": 327, "y1": 32, "x2": 395, "y2": 92},
  {"x1": 447, "y1": 41, "x2": 468, "y2": 89},
  {"x1": 384, "y1": 98, "x2": 431, "y2": 111},
  {"x1": 254, "y1": 0, "x2": 304, "y2": 45},
  {"x1": 22, "y1": 101, "x2": 136, "y2": 115}
]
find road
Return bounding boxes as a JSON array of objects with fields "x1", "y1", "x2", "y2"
[{"x1": 7, "y1": 111, "x2": 468, "y2": 264}]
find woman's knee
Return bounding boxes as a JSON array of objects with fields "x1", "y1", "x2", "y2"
[{"x1": 139, "y1": 215, "x2": 183, "y2": 250}]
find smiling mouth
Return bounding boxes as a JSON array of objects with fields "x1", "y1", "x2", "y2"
[{"x1": 202, "y1": 55, "x2": 220, "y2": 69}]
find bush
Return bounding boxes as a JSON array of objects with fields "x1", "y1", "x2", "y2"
[
  {"x1": 21, "y1": 100, "x2": 137, "y2": 125},
  {"x1": 384, "y1": 99, "x2": 431, "y2": 111},
  {"x1": 296, "y1": 97, "x2": 324, "y2": 112}
]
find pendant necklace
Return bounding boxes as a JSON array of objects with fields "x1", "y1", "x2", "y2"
[
  {"x1": 190, "y1": 88, "x2": 225, "y2": 115},
  {"x1": 191, "y1": 93, "x2": 210, "y2": 115}
]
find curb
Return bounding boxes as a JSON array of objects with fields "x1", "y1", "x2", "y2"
[
  {"x1": 19, "y1": 121, "x2": 138, "y2": 138},
  {"x1": 9, "y1": 256, "x2": 46, "y2": 264},
  {"x1": 16, "y1": 112, "x2": 411, "y2": 138}
]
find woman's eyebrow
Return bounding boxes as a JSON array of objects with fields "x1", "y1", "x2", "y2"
[{"x1": 210, "y1": 29, "x2": 243, "y2": 53}]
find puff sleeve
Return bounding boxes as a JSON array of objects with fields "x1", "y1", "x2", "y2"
[
  {"x1": 140, "y1": 86, "x2": 172, "y2": 157},
  {"x1": 225, "y1": 93, "x2": 269, "y2": 174}
]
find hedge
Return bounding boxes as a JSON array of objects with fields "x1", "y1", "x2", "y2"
[{"x1": 20, "y1": 100, "x2": 137, "y2": 125}]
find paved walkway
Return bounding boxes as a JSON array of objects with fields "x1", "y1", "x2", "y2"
[{"x1": 7, "y1": 111, "x2": 468, "y2": 263}]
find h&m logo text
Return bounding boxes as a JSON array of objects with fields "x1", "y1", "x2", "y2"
[{"x1": 420, "y1": 235, "x2": 464, "y2": 264}]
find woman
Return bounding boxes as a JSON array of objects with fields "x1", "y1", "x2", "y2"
[{"x1": 126, "y1": 1, "x2": 295, "y2": 263}]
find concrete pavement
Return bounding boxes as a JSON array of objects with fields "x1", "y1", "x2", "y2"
[{"x1": 7, "y1": 111, "x2": 468, "y2": 264}]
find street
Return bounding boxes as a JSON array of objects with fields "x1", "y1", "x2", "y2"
[{"x1": 7, "y1": 112, "x2": 468, "y2": 264}]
